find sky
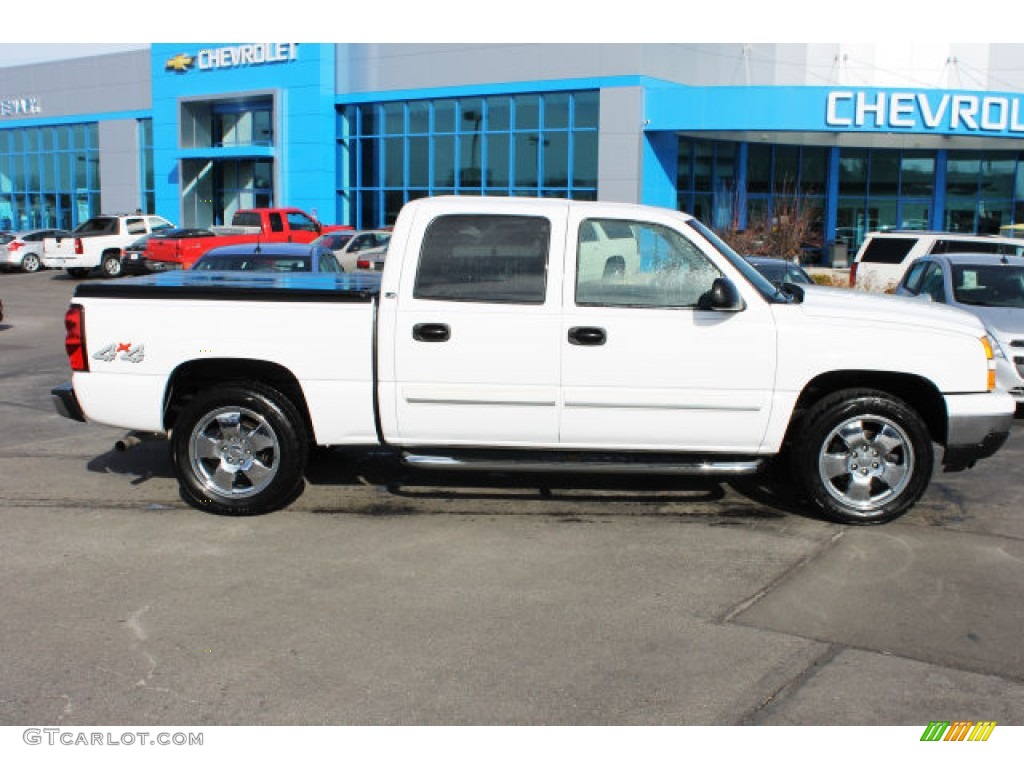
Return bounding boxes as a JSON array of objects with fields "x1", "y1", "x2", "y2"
[{"x1": 0, "y1": 0, "x2": 1020, "y2": 69}]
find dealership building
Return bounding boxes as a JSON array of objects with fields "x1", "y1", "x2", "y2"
[{"x1": 4, "y1": 42, "x2": 1024, "y2": 261}]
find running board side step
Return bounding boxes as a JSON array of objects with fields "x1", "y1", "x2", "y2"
[{"x1": 401, "y1": 452, "x2": 764, "y2": 476}]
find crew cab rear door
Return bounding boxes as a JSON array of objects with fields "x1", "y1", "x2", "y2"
[
  {"x1": 382, "y1": 203, "x2": 566, "y2": 446},
  {"x1": 560, "y1": 209, "x2": 777, "y2": 452}
]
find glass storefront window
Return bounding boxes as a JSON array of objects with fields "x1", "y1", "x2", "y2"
[
  {"x1": 801, "y1": 147, "x2": 827, "y2": 194},
  {"x1": 981, "y1": 155, "x2": 1015, "y2": 198},
  {"x1": 900, "y1": 153, "x2": 934, "y2": 197},
  {"x1": 339, "y1": 91, "x2": 598, "y2": 228},
  {"x1": 544, "y1": 93, "x2": 570, "y2": 130},
  {"x1": 773, "y1": 146, "x2": 799, "y2": 192},
  {"x1": 486, "y1": 97, "x2": 510, "y2": 132},
  {"x1": 747, "y1": 144, "x2": 770, "y2": 194},
  {"x1": 383, "y1": 103, "x2": 404, "y2": 135},
  {"x1": 0, "y1": 123, "x2": 100, "y2": 229},
  {"x1": 944, "y1": 196, "x2": 977, "y2": 232},
  {"x1": 409, "y1": 102, "x2": 430, "y2": 134},
  {"x1": 946, "y1": 152, "x2": 981, "y2": 196},
  {"x1": 870, "y1": 151, "x2": 900, "y2": 196},
  {"x1": 839, "y1": 150, "x2": 867, "y2": 195},
  {"x1": 514, "y1": 95, "x2": 539, "y2": 130},
  {"x1": 434, "y1": 100, "x2": 456, "y2": 133}
]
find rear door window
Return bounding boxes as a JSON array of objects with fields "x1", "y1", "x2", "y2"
[{"x1": 414, "y1": 214, "x2": 550, "y2": 304}]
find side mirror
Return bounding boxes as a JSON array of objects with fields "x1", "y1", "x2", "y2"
[{"x1": 698, "y1": 277, "x2": 745, "y2": 311}]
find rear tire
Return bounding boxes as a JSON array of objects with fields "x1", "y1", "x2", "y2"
[
  {"x1": 790, "y1": 389, "x2": 933, "y2": 525},
  {"x1": 21, "y1": 252, "x2": 42, "y2": 273},
  {"x1": 100, "y1": 253, "x2": 123, "y2": 278},
  {"x1": 171, "y1": 383, "x2": 309, "y2": 515}
]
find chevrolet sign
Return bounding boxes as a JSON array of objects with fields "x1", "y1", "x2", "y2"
[
  {"x1": 827, "y1": 90, "x2": 1024, "y2": 134},
  {"x1": 197, "y1": 43, "x2": 298, "y2": 71},
  {"x1": 165, "y1": 54, "x2": 195, "y2": 72}
]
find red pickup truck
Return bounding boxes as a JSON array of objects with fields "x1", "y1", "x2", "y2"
[{"x1": 144, "y1": 208, "x2": 350, "y2": 271}]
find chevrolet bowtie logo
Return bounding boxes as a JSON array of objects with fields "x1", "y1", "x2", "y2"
[{"x1": 165, "y1": 54, "x2": 194, "y2": 72}]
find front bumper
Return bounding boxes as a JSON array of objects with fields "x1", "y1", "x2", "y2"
[
  {"x1": 942, "y1": 391, "x2": 1015, "y2": 471},
  {"x1": 51, "y1": 382, "x2": 86, "y2": 423}
]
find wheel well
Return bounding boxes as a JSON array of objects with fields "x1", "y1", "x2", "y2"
[
  {"x1": 790, "y1": 371, "x2": 948, "y2": 445},
  {"x1": 102, "y1": 249, "x2": 122, "y2": 258},
  {"x1": 163, "y1": 359, "x2": 313, "y2": 438}
]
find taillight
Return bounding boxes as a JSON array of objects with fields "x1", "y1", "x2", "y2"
[
  {"x1": 7, "y1": 241, "x2": 22, "y2": 251},
  {"x1": 849, "y1": 262, "x2": 858, "y2": 287},
  {"x1": 64, "y1": 304, "x2": 88, "y2": 372},
  {"x1": 74, "y1": 237, "x2": 83, "y2": 255},
  {"x1": 356, "y1": 258, "x2": 370, "y2": 270}
]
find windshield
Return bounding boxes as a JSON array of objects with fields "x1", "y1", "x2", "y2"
[
  {"x1": 952, "y1": 264, "x2": 1024, "y2": 308},
  {"x1": 194, "y1": 254, "x2": 313, "y2": 272},
  {"x1": 73, "y1": 217, "x2": 118, "y2": 235},
  {"x1": 316, "y1": 233, "x2": 353, "y2": 249},
  {"x1": 685, "y1": 219, "x2": 787, "y2": 301}
]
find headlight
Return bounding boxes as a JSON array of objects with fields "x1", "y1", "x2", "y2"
[{"x1": 983, "y1": 328, "x2": 1008, "y2": 359}]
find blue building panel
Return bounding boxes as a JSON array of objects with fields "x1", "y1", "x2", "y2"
[{"x1": 150, "y1": 43, "x2": 336, "y2": 225}]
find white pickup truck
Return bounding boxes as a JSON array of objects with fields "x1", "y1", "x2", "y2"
[
  {"x1": 42, "y1": 213, "x2": 175, "y2": 278},
  {"x1": 51, "y1": 196, "x2": 1015, "y2": 524}
]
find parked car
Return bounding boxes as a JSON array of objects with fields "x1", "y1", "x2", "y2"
[
  {"x1": 354, "y1": 244, "x2": 388, "y2": 272},
  {"x1": 191, "y1": 242, "x2": 344, "y2": 273},
  {"x1": 121, "y1": 228, "x2": 217, "y2": 275},
  {"x1": 743, "y1": 256, "x2": 814, "y2": 287},
  {"x1": 851, "y1": 230, "x2": 1024, "y2": 292},
  {"x1": 313, "y1": 229, "x2": 391, "y2": 272},
  {"x1": 0, "y1": 228, "x2": 69, "y2": 273},
  {"x1": 895, "y1": 253, "x2": 1024, "y2": 406}
]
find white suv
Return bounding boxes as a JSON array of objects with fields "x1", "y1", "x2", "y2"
[{"x1": 850, "y1": 231, "x2": 1024, "y2": 292}]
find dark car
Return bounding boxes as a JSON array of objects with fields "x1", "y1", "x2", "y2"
[
  {"x1": 743, "y1": 256, "x2": 815, "y2": 287},
  {"x1": 191, "y1": 242, "x2": 343, "y2": 273},
  {"x1": 121, "y1": 228, "x2": 217, "y2": 275}
]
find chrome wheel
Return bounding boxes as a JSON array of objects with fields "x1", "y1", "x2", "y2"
[
  {"x1": 188, "y1": 406, "x2": 281, "y2": 500},
  {"x1": 817, "y1": 414, "x2": 914, "y2": 514},
  {"x1": 793, "y1": 389, "x2": 933, "y2": 525},
  {"x1": 22, "y1": 252, "x2": 41, "y2": 273},
  {"x1": 101, "y1": 254, "x2": 122, "y2": 277}
]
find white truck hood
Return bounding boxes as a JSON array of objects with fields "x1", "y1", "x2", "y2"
[{"x1": 790, "y1": 284, "x2": 986, "y2": 338}]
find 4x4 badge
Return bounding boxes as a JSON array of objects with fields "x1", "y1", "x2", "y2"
[{"x1": 93, "y1": 342, "x2": 145, "y2": 363}]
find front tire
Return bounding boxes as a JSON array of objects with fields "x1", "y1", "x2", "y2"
[
  {"x1": 791, "y1": 389, "x2": 933, "y2": 525},
  {"x1": 171, "y1": 383, "x2": 309, "y2": 515}
]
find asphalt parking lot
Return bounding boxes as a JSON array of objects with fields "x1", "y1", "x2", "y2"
[{"x1": 1, "y1": 268, "x2": 1023, "y2": 727}]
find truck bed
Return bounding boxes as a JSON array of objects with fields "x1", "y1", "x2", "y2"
[{"x1": 72, "y1": 269, "x2": 382, "y2": 302}]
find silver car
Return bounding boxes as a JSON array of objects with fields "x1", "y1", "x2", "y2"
[
  {"x1": 0, "y1": 228, "x2": 68, "y2": 273},
  {"x1": 895, "y1": 253, "x2": 1024, "y2": 407},
  {"x1": 312, "y1": 229, "x2": 391, "y2": 272}
]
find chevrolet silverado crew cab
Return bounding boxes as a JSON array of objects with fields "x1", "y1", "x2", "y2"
[
  {"x1": 42, "y1": 213, "x2": 176, "y2": 278},
  {"x1": 52, "y1": 197, "x2": 1015, "y2": 525}
]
